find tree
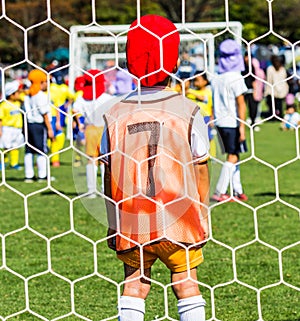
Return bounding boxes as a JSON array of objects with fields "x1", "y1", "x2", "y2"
[
  {"x1": 157, "y1": 0, "x2": 224, "y2": 23},
  {"x1": 95, "y1": 0, "x2": 162, "y2": 24},
  {"x1": 229, "y1": 0, "x2": 300, "y2": 43},
  {"x1": 272, "y1": 0, "x2": 300, "y2": 43},
  {"x1": 0, "y1": 0, "x2": 299, "y2": 66}
]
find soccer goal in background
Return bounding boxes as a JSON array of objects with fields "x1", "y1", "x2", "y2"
[{"x1": 69, "y1": 21, "x2": 243, "y2": 91}]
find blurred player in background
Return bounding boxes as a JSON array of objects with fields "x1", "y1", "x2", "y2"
[
  {"x1": 23, "y1": 69, "x2": 54, "y2": 182},
  {"x1": 0, "y1": 80, "x2": 24, "y2": 170},
  {"x1": 48, "y1": 76, "x2": 74, "y2": 167},
  {"x1": 101, "y1": 14, "x2": 210, "y2": 321},
  {"x1": 186, "y1": 72, "x2": 216, "y2": 157},
  {"x1": 72, "y1": 75, "x2": 86, "y2": 168},
  {"x1": 211, "y1": 39, "x2": 248, "y2": 202},
  {"x1": 72, "y1": 69, "x2": 112, "y2": 197}
]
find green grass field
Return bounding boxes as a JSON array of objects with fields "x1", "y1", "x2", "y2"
[{"x1": 0, "y1": 121, "x2": 299, "y2": 321}]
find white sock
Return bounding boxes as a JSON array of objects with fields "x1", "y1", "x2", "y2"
[
  {"x1": 86, "y1": 163, "x2": 98, "y2": 193},
  {"x1": 232, "y1": 164, "x2": 243, "y2": 195},
  {"x1": 24, "y1": 153, "x2": 34, "y2": 178},
  {"x1": 215, "y1": 161, "x2": 233, "y2": 195},
  {"x1": 118, "y1": 296, "x2": 145, "y2": 321},
  {"x1": 100, "y1": 162, "x2": 105, "y2": 192},
  {"x1": 37, "y1": 154, "x2": 47, "y2": 179},
  {"x1": 177, "y1": 295, "x2": 206, "y2": 321}
]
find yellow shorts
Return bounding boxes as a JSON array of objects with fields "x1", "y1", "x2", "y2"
[
  {"x1": 117, "y1": 241, "x2": 204, "y2": 273},
  {"x1": 85, "y1": 125, "x2": 103, "y2": 158}
]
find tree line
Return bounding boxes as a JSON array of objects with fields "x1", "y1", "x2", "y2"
[{"x1": 0, "y1": 0, "x2": 299, "y2": 66}]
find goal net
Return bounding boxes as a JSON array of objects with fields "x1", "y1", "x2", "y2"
[{"x1": 0, "y1": 1, "x2": 299, "y2": 321}]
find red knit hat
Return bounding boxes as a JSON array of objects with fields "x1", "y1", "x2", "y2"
[
  {"x1": 82, "y1": 69, "x2": 105, "y2": 100},
  {"x1": 126, "y1": 15, "x2": 180, "y2": 87}
]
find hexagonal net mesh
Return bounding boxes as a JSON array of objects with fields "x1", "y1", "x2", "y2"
[{"x1": 0, "y1": 1, "x2": 299, "y2": 321}]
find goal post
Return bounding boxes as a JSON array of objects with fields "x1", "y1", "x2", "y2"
[{"x1": 69, "y1": 21, "x2": 243, "y2": 91}]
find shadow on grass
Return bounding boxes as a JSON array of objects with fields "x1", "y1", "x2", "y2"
[
  {"x1": 41, "y1": 190, "x2": 80, "y2": 197},
  {"x1": 255, "y1": 192, "x2": 300, "y2": 198}
]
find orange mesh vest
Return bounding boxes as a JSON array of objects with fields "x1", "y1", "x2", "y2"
[{"x1": 104, "y1": 91, "x2": 205, "y2": 252}]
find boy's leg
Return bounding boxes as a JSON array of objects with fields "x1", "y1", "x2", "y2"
[
  {"x1": 51, "y1": 132, "x2": 65, "y2": 166},
  {"x1": 232, "y1": 164, "x2": 243, "y2": 195},
  {"x1": 10, "y1": 149, "x2": 19, "y2": 167},
  {"x1": 118, "y1": 264, "x2": 151, "y2": 321},
  {"x1": 37, "y1": 154, "x2": 47, "y2": 179},
  {"x1": 172, "y1": 268, "x2": 206, "y2": 321},
  {"x1": 24, "y1": 153, "x2": 34, "y2": 179},
  {"x1": 215, "y1": 160, "x2": 233, "y2": 195},
  {"x1": 118, "y1": 296, "x2": 145, "y2": 321},
  {"x1": 177, "y1": 295, "x2": 206, "y2": 321},
  {"x1": 86, "y1": 161, "x2": 98, "y2": 194}
]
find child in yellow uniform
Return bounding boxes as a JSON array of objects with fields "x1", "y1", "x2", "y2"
[
  {"x1": 0, "y1": 80, "x2": 24, "y2": 170},
  {"x1": 48, "y1": 80, "x2": 74, "y2": 167},
  {"x1": 186, "y1": 73, "x2": 216, "y2": 157}
]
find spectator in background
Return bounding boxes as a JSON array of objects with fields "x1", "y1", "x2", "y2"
[
  {"x1": 113, "y1": 62, "x2": 135, "y2": 95},
  {"x1": 281, "y1": 93, "x2": 300, "y2": 130},
  {"x1": 0, "y1": 80, "x2": 24, "y2": 170},
  {"x1": 211, "y1": 39, "x2": 248, "y2": 202},
  {"x1": 264, "y1": 55, "x2": 289, "y2": 119},
  {"x1": 242, "y1": 54, "x2": 265, "y2": 130},
  {"x1": 242, "y1": 53, "x2": 259, "y2": 127},
  {"x1": 173, "y1": 51, "x2": 196, "y2": 97},
  {"x1": 23, "y1": 69, "x2": 54, "y2": 182},
  {"x1": 177, "y1": 50, "x2": 196, "y2": 80},
  {"x1": 173, "y1": 56, "x2": 194, "y2": 96},
  {"x1": 251, "y1": 57, "x2": 265, "y2": 125},
  {"x1": 103, "y1": 60, "x2": 117, "y2": 95},
  {"x1": 190, "y1": 44, "x2": 205, "y2": 72}
]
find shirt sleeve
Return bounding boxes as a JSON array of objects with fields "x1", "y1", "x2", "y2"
[
  {"x1": 191, "y1": 112, "x2": 210, "y2": 162},
  {"x1": 37, "y1": 92, "x2": 51, "y2": 116},
  {"x1": 232, "y1": 75, "x2": 248, "y2": 98}
]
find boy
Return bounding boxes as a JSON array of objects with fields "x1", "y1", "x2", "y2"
[
  {"x1": 0, "y1": 80, "x2": 24, "y2": 170},
  {"x1": 23, "y1": 69, "x2": 54, "y2": 182},
  {"x1": 101, "y1": 14, "x2": 210, "y2": 321}
]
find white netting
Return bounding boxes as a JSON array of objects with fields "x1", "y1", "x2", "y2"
[{"x1": 0, "y1": 1, "x2": 299, "y2": 321}]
